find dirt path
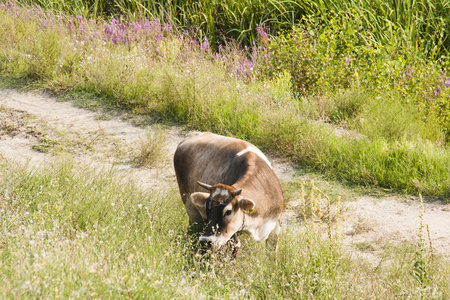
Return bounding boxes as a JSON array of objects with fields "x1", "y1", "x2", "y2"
[{"x1": 1, "y1": 89, "x2": 450, "y2": 261}]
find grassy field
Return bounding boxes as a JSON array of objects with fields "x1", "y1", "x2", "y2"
[
  {"x1": 1, "y1": 159, "x2": 449, "y2": 299},
  {"x1": 1, "y1": 1, "x2": 449, "y2": 198},
  {"x1": 1, "y1": 1, "x2": 450, "y2": 297}
]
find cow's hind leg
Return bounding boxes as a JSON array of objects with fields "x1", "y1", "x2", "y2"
[{"x1": 265, "y1": 220, "x2": 281, "y2": 252}]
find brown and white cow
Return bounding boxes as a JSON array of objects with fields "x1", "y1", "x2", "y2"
[{"x1": 173, "y1": 132, "x2": 284, "y2": 250}]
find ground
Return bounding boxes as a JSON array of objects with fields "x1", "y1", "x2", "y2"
[{"x1": 1, "y1": 89, "x2": 449, "y2": 263}]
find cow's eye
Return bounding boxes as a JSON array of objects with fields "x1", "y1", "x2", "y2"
[{"x1": 225, "y1": 210, "x2": 232, "y2": 216}]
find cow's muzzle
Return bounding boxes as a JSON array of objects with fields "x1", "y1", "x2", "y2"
[{"x1": 199, "y1": 235, "x2": 218, "y2": 249}]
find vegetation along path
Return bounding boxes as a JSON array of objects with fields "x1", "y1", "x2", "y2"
[{"x1": 1, "y1": 88, "x2": 450, "y2": 263}]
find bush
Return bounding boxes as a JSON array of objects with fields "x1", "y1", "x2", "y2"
[{"x1": 265, "y1": 13, "x2": 450, "y2": 143}]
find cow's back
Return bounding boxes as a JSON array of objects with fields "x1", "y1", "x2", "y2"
[{"x1": 174, "y1": 132, "x2": 250, "y2": 197}]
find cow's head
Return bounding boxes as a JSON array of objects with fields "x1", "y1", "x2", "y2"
[{"x1": 190, "y1": 181, "x2": 255, "y2": 249}]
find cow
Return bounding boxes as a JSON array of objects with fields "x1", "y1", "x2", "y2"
[{"x1": 173, "y1": 132, "x2": 284, "y2": 251}]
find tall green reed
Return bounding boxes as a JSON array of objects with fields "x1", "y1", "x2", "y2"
[{"x1": 21, "y1": 0, "x2": 450, "y2": 57}]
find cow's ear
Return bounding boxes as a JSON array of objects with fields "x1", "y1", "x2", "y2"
[
  {"x1": 239, "y1": 198, "x2": 255, "y2": 214},
  {"x1": 190, "y1": 192, "x2": 209, "y2": 217}
]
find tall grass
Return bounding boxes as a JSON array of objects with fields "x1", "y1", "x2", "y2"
[
  {"x1": 1, "y1": 159, "x2": 449, "y2": 298},
  {"x1": 20, "y1": 0, "x2": 450, "y2": 57},
  {"x1": 21, "y1": 0, "x2": 304, "y2": 48},
  {"x1": 298, "y1": 0, "x2": 450, "y2": 58},
  {"x1": 1, "y1": 2, "x2": 449, "y2": 198}
]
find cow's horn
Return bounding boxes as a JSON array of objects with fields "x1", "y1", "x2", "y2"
[
  {"x1": 233, "y1": 189, "x2": 242, "y2": 196},
  {"x1": 197, "y1": 181, "x2": 212, "y2": 190}
]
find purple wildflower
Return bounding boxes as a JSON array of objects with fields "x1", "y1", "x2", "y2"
[
  {"x1": 256, "y1": 23, "x2": 269, "y2": 41},
  {"x1": 200, "y1": 36, "x2": 210, "y2": 53}
]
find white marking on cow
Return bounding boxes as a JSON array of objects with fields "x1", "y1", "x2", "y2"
[
  {"x1": 211, "y1": 188, "x2": 229, "y2": 198},
  {"x1": 237, "y1": 146, "x2": 272, "y2": 168}
]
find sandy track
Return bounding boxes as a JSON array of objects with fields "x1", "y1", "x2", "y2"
[{"x1": 1, "y1": 89, "x2": 449, "y2": 261}]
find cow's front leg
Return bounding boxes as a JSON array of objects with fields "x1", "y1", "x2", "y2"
[{"x1": 265, "y1": 220, "x2": 281, "y2": 252}]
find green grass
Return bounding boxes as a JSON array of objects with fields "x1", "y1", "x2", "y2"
[
  {"x1": 1, "y1": 159, "x2": 449, "y2": 298},
  {"x1": 1, "y1": 2, "x2": 450, "y2": 298},
  {"x1": 20, "y1": 0, "x2": 450, "y2": 58},
  {"x1": 0, "y1": 2, "x2": 449, "y2": 198}
]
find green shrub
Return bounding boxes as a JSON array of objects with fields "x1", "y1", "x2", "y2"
[{"x1": 265, "y1": 13, "x2": 450, "y2": 143}]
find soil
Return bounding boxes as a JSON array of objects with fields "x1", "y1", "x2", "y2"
[{"x1": 1, "y1": 89, "x2": 449, "y2": 262}]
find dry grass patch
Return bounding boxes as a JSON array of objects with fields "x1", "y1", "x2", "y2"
[{"x1": 134, "y1": 126, "x2": 168, "y2": 168}]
